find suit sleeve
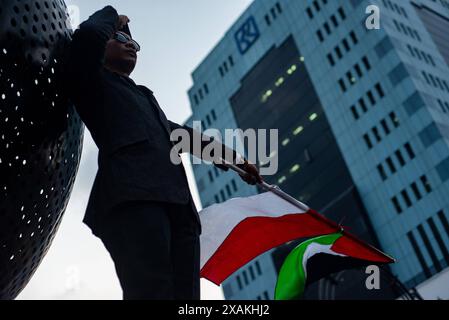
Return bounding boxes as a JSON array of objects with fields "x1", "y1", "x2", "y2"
[
  {"x1": 67, "y1": 6, "x2": 119, "y2": 90},
  {"x1": 168, "y1": 121, "x2": 245, "y2": 171}
]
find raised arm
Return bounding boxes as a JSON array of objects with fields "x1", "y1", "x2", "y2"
[
  {"x1": 67, "y1": 6, "x2": 119, "y2": 83},
  {"x1": 169, "y1": 121, "x2": 262, "y2": 184}
]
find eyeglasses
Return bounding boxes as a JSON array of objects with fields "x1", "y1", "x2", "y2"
[{"x1": 113, "y1": 32, "x2": 141, "y2": 52}]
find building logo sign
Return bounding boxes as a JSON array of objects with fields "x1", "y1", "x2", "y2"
[{"x1": 234, "y1": 16, "x2": 260, "y2": 55}]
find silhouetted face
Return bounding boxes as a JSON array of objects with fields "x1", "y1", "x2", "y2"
[{"x1": 104, "y1": 31, "x2": 139, "y2": 76}]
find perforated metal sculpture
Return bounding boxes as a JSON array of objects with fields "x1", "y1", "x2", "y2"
[{"x1": 0, "y1": 0, "x2": 83, "y2": 299}]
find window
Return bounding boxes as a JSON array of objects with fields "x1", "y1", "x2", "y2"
[
  {"x1": 401, "y1": 190, "x2": 412, "y2": 207},
  {"x1": 389, "y1": 112, "x2": 400, "y2": 128},
  {"x1": 331, "y1": 15, "x2": 339, "y2": 27},
  {"x1": 243, "y1": 270, "x2": 249, "y2": 285},
  {"x1": 338, "y1": 79, "x2": 347, "y2": 92},
  {"x1": 395, "y1": 150, "x2": 406, "y2": 166},
  {"x1": 378, "y1": 164, "x2": 387, "y2": 181},
  {"x1": 381, "y1": 119, "x2": 390, "y2": 135},
  {"x1": 335, "y1": 46, "x2": 343, "y2": 59},
  {"x1": 438, "y1": 211, "x2": 449, "y2": 239},
  {"x1": 265, "y1": 15, "x2": 271, "y2": 26},
  {"x1": 420, "y1": 175, "x2": 432, "y2": 193},
  {"x1": 255, "y1": 261, "x2": 262, "y2": 275},
  {"x1": 324, "y1": 22, "x2": 331, "y2": 35},
  {"x1": 249, "y1": 266, "x2": 255, "y2": 280},
  {"x1": 362, "y1": 56, "x2": 371, "y2": 70},
  {"x1": 351, "y1": 105, "x2": 359, "y2": 120},
  {"x1": 350, "y1": 31, "x2": 358, "y2": 44},
  {"x1": 392, "y1": 196, "x2": 403, "y2": 214},
  {"x1": 411, "y1": 182, "x2": 422, "y2": 200},
  {"x1": 375, "y1": 83, "x2": 385, "y2": 97},
  {"x1": 317, "y1": 30, "x2": 324, "y2": 42},
  {"x1": 231, "y1": 179, "x2": 238, "y2": 192},
  {"x1": 359, "y1": 98, "x2": 368, "y2": 112},
  {"x1": 306, "y1": 7, "x2": 314, "y2": 19},
  {"x1": 404, "y1": 143, "x2": 416, "y2": 159},
  {"x1": 367, "y1": 91, "x2": 376, "y2": 105},
  {"x1": 386, "y1": 157, "x2": 397, "y2": 173},
  {"x1": 372, "y1": 127, "x2": 381, "y2": 142},
  {"x1": 327, "y1": 53, "x2": 335, "y2": 66},
  {"x1": 226, "y1": 184, "x2": 232, "y2": 197},
  {"x1": 338, "y1": 7, "x2": 346, "y2": 19},
  {"x1": 363, "y1": 134, "x2": 373, "y2": 149},
  {"x1": 208, "y1": 171, "x2": 214, "y2": 183},
  {"x1": 220, "y1": 190, "x2": 226, "y2": 202},
  {"x1": 237, "y1": 275, "x2": 243, "y2": 290}
]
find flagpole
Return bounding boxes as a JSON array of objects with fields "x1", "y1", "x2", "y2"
[{"x1": 221, "y1": 161, "x2": 310, "y2": 212}]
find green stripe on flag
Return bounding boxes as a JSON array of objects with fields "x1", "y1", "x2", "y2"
[{"x1": 274, "y1": 233, "x2": 343, "y2": 300}]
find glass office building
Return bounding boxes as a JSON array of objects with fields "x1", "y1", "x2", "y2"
[{"x1": 185, "y1": 0, "x2": 449, "y2": 299}]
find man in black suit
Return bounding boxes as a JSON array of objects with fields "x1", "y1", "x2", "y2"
[{"x1": 66, "y1": 6, "x2": 261, "y2": 300}]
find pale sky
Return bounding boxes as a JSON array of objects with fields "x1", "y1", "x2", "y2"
[{"x1": 17, "y1": 0, "x2": 253, "y2": 300}]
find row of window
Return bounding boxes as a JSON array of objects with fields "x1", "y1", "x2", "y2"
[
  {"x1": 363, "y1": 112, "x2": 400, "y2": 149},
  {"x1": 421, "y1": 71, "x2": 449, "y2": 93},
  {"x1": 392, "y1": 19, "x2": 422, "y2": 42},
  {"x1": 236, "y1": 260, "x2": 263, "y2": 290},
  {"x1": 338, "y1": 56, "x2": 372, "y2": 93},
  {"x1": 382, "y1": 0, "x2": 409, "y2": 18},
  {"x1": 261, "y1": 58, "x2": 303, "y2": 104},
  {"x1": 213, "y1": 179, "x2": 238, "y2": 204},
  {"x1": 350, "y1": 83, "x2": 386, "y2": 120},
  {"x1": 218, "y1": 55, "x2": 235, "y2": 78},
  {"x1": 306, "y1": 0, "x2": 328, "y2": 19},
  {"x1": 327, "y1": 30, "x2": 359, "y2": 67},
  {"x1": 316, "y1": 7, "x2": 347, "y2": 43},
  {"x1": 264, "y1": 2, "x2": 283, "y2": 26},
  {"x1": 391, "y1": 175, "x2": 432, "y2": 214},
  {"x1": 406, "y1": 44, "x2": 436, "y2": 67},
  {"x1": 377, "y1": 143, "x2": 416, "y2": 181},
  {"x1": 201, "y1": 109, "x2": 217, "y2": 130},
  {"x1": 407, "y1": 210, "x2": 449, "y2": 280},
  {"x1": 192, "y1": 83, "x2": 210, "y2": 106}
]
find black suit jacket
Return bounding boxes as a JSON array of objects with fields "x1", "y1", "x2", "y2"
[{"x1": 66, "y1": 6, "x2": 234, "y2": 233}]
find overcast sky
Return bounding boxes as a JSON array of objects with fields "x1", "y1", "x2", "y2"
[{"x1": 17, "y1": 0, "x2": 252, "y2": 300}]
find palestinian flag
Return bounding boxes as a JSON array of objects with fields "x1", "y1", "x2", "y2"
[
  {"x1": 275, "y1": 233, "x2": 395, "y2": 300},
  {"x1": 200, "y1": 191, "x2": 390, "y2": 285}
]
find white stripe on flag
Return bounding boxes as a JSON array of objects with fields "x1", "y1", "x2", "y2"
[{"x1": 199, "y1": 192, "x2": 306, "y2": 269}]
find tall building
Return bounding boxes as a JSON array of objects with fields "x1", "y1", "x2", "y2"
[{"x1": 186, "y1": 0, "x2": 449, "y2": 299}]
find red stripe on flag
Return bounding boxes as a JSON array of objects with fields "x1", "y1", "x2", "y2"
[
  {"x1": 200, "y1": 212, "x2": 338, "y2": 285},
  {"x1": 331, "y1": 235, "x2": 394, "y2": 263}
]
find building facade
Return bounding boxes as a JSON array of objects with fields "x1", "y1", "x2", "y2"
[{"x1": 186, "y1": 0, "x2": 449, "y2": 299}]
